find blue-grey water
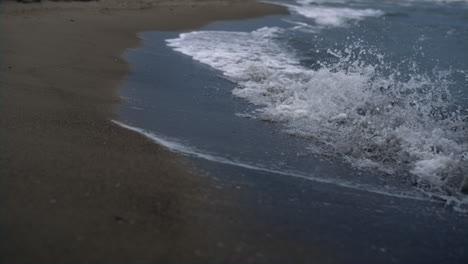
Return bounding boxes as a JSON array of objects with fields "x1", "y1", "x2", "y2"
[
  {"x1": 120, "y1": 0, "x2": 468, "y2": 211},
  {"x1": 117, "y1": 0, "x2": 468, "y2": 262}
]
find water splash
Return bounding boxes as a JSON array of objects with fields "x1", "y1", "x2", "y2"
[{"x1": 167, "y1": 27, "x2": 468, "y2": 211}]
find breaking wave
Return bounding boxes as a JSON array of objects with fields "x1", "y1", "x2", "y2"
[{"x1": 167, "y1": 26, "x2": 468, "y2": 211}]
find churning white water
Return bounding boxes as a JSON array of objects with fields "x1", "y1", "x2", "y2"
[{"x1": 166, "y1": 0, "x2": 468, "y2": 211}]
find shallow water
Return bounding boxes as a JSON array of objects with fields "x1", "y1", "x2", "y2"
[{"x1": 120, "y1": 0, "x2": 468, "y2": 211}]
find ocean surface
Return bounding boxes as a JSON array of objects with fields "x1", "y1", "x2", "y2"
[{"x1": 119, "y1": 0, "x2": 468, "y2": 213}]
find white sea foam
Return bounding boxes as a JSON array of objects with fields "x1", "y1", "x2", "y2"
[
  {"x1": 284, "y1": 0, "x2": 468, "y2": 28},
  {"x1": 166, "y1": 28, "x2": 468, "y2": 210},
  {"x1": 288, "y1": 5, "x2": 383, "y2": 27},
  {"x1": 281, "y1": 0, "x2": 384, "y2": 27}
]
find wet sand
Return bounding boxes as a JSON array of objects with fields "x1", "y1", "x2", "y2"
[
  {"x1": 0, "y1": 0, "x2": 290, "y2": 263},
  {"x1": 2, "y1": 1, "x2": 468, "y2": 263}
]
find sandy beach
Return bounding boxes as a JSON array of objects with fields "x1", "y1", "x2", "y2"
[
  {"x1": 3, "y1": 0, "x2": 468, "y2": 263},
  {"x1": 0, "y1": 0, "x2": 289, "y2": 262}
]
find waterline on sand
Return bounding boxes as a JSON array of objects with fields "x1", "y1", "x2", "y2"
[{"x1": 112, "y1": 120, "x2": 436, "y2": 203}]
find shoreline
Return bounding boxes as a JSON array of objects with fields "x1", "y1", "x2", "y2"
[
  {"x1": 113, "y1": 120, "x2": 433, "y2": 203},
  {"x1": 3, "y1": 1, "x2": 468, "y2": 263},
  {"x1": 0, "y1": 1, "x2": 288, "y2": 262}
]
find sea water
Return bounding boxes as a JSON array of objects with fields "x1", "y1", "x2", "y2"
[{"x1": 120, "y1": 0, "x2": 468, "y2": 212}]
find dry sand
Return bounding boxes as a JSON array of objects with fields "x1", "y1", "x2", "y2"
[{"x1": 0, "y1": 0, "x2": 308, "y2": 263}]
